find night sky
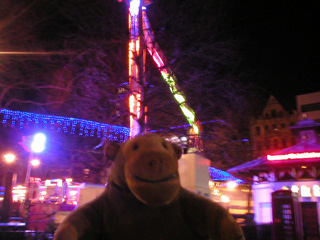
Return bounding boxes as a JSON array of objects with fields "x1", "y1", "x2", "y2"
[
  {"x1": 1, "y1": 0, "x2": 319, "y2": 112},
  {"x1": 225, "y1": 1, "x2": 319, "y2": 110}
]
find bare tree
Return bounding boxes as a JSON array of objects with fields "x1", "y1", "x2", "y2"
[
  {"x1": 0, "y1": 0, "x2": 256, "y2": 180},
  {"x1": 143, "y1": 0, "x2": 255, "y2": 169}
]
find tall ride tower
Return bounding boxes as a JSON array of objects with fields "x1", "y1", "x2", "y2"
[{"x1": 122, "y1": 0, "x2": 199, "y2": 138}]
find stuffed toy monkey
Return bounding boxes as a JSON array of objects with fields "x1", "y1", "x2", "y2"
[{"x1": 54, "y1": 133, "x2": 245, "y2": 240}]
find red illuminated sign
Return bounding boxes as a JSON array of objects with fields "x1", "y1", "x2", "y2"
[
  {"x1": 267, "y1": 152, "x2": 320, "y2": 161},
  {"x1": 29, "y1": 177, "x2": 42, "y2": 183}
]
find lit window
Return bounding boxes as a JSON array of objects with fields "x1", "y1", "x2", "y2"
[
  {"x1": 301, "y1": 185, "x2": 312, "y2": 197},
  {"x1": 313, "y1": 185, "x2": 320, "y2": 197},
  {"x1": 291, "y1": 185, "x2": 299, "y2": 193}
]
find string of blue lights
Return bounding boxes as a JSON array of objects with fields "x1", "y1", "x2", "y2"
[
  {"x1": 209, "y1": 167, "x2": 244, "y2": 183},
  {"x1": 0, "y1": 109, "x2": 130, "y2": 142}
]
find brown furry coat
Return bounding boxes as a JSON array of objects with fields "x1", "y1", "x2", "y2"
[{"x1": 54, "y1": 134, "x2": 245, "y2": 240}]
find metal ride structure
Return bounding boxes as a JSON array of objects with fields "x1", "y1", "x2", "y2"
[{"x1": 123, "y1": 0, "x2": 199, "y2": 138}]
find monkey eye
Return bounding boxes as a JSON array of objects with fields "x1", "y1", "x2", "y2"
[
  {"x1": 133, "y1": 143, "x2": 139, "y2": 150},
  {"x1": 162, "y1": 142, "x2": 168, "y2": 149}
]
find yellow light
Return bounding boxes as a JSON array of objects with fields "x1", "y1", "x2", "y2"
[
  {"x1": 30, "y1": 159, "x2": 40, "y2": 166},
  {"x1": 192, "y1": 124, "x2": 199, "y2": 135},
  {"x1": 291, "y1": 185, "x2": 299, "y2": 193},
  {"x1": 4, "y1": 153, "x2": 16, "y2": 163},
  {"x1": 12, "y1": 186, "x2": 26, "y2": 191},
  {"x1": 180, "y1": 106, "x2": 195, "y2": 122},
  {"x1": 57, "y1": 179, "x2": 63, "y2": 187},
  {"x1": 40, "y1": 191, "x2": 47, "y2": 196},
  {"x1": 66, "y1": 178, "x2": 73, "y2": 185},
  {"x1": 12, "y1": 189, "x2": 26, "y2": 194},
  {"x1": 313, "y1": 185, "x2": 320, "y2": 197},
  {"x1": 221, "y1": 195, "x2": 230, "y2": 203},
  {"x1": 226, "y1": 181, "x2": 237, "y2": 189},
  {"x1": 173, "y1": 93, "x2": 186, "y2": 104},
  {"x1": 213, "y1": 189, "x2": 220, "y2": 196},
  {"x1": 301, "y1": 185, "x2": 312, "y2": 197},
  {"x1": 45, "y1": 180, "x2": 51, "y2": 186},
  {"x1": 136, "y1": 93, "x2": 141, "y2": 118},
  {"x1": 69, "y1": 190, "x2": 78, "y2": 196}
]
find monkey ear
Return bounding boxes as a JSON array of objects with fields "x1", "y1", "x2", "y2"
[
  {"x1": 104, "y1": 141, "x2": 121, "y2": 161},
  {"x1": 171, "y1": 143, "x2": 182, "y2": 160}
]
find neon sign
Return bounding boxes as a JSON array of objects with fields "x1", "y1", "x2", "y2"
[{"x1": 267, "y1": 152, "x2": 320, "y2": 161}]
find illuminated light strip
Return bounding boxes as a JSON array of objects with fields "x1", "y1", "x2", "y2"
[
  {"x1": 129, "y1": 93, "x2": 142, "y2": 137},
  {"x1": 0, "y1": 51, "x2": 64, "y2": 55},
  {"x1": 267, "y1": 152, "x2": 320, "y2": 161},
  {"x1": 128, "y1": 0, "x2": 143, "y2": 138},
  {"x1": 142, "y1": 11, "x2": 199, "y2": 135},
  {"x1": 208, "y1": 167, "x2": 244, "y2": 183},
  {"x1": 0, "y1": 109, "x2": 129, "y2": 141}
]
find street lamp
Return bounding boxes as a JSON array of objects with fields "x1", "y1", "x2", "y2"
[
  {"x1": 30, "y1": 159, "x2": 40, "y2": 167},
  {"x1": 31, "y1": 133, "x2": 46, "y2": 153},
  {"x1": 4, "y1": 153, "x2": 16, "y2": 164},
  {"x1": 21, "y1": 133, "x2": 46, "y2": 223},
  {"x1": 1, "y1": 153, "x2": 16, "y2": 222},
  {"x1": 24, "y1": 133, "x2": 46, "y2": 188}
]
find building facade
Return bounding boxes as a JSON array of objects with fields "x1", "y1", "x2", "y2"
[
  {"x1": 229, "y1": 118, "x2": 320, "y2": 239},
  {"x1": 296, "y1": 91, "x2": 320, "y2": 123},
  {"x1": 250, "y1": 95, "x2": 298, "y2": 159}
]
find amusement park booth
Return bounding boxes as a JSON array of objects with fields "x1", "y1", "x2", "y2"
[{"x1": 228, "y1": 118, "x2": 320, "y2": 240}]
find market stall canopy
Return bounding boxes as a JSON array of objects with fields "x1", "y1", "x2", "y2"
[{"x1": 228, "y1": 118, "x2": 320, "y2": 183}]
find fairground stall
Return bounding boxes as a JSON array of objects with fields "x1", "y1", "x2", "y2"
[
  {"x1": 228, "y1": 118, "x2": 320, "y2": 239},
  {"x1": 178, "y1": 152, "x2": 253, "y2": 225},
  {"x1": 6, "y1": 178, "x2": 105, "y2": 232}
]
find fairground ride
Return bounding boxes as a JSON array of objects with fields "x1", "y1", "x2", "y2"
[{"x1": 121, "y1": 0, "x2": 199, "y2": 138}]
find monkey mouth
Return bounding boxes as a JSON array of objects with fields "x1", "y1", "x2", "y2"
[{"x1": 131, "y1": 172, "x2": 178, "y2": 183}]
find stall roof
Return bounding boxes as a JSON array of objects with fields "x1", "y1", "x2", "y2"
[
  {"x1": 228, "y1": 142, "x2": 320, "y2": 178},
  {"x1": 209, "y1": 167, "x2": 245, "y2": 183},
  {"x1": 273, "y1": 141, "x2": 320, "y2": 154}
]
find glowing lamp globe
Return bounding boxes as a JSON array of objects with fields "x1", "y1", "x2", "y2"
[
  {"x1": 31, "y1": 133, "x2": 46, "y2": 153},
  {"x1": 4, "y1": 153, "x2": 16, "y2": 163},
  {"x1": 30, "y1": 159, "x2": 40, "y2": 167}
]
